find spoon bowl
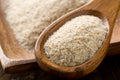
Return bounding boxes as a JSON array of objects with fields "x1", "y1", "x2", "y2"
[
  {"x1": 35, "y1": 0, "x2": 120, "y2": 78},
  {"x1": 35, "y1": 10, "x2": 110, "y2": 78}
]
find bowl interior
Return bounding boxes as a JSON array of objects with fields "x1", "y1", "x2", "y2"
[{"x1": 35, "y1": 10, "x2": 110, "y2": 75}]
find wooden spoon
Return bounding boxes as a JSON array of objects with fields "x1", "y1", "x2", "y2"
[{"x1": 35, "y1": 0, "x2": 120, "y2": 78}]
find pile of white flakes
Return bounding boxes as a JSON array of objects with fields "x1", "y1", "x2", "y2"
[
  {"x1": 5, "y1": 0, "x2": 91, "y2": 52},
  {"x1": 44, "y1": 15, "x2": 108, "y2": 67}
]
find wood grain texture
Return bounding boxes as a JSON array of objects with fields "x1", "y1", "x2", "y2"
[
  {"x1": 107, "y1": 8, "x2": 120, "y2": 56},
  {"x1": 35, "y1": 0, "x2": 120, "y2": 78},
  {"x1": 111, "y1": 8, "x2": 120, "y2": 43},
  {"x1": 0, "y1": 0, "x2": 120, "y2": 74}
]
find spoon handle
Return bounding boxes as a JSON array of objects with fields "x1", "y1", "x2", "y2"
[
  {"x1": 108, "y1": 8, "x2": 120, "y2": 57},
  {"x1": 82, "y1": 0, "x2": 120, "y2": 30}
]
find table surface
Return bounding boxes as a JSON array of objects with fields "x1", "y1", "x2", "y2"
[{"x1": 0, "y1": 55, "x2": 120, "y2": 80}]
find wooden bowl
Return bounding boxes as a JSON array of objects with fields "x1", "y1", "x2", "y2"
[{"x1": 35, "y1": 0, "x2": 120, "y2": 78}]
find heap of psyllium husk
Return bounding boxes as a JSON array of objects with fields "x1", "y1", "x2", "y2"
[{"x1": 44, "y1": 15, "x2": 108, "y2": 67}]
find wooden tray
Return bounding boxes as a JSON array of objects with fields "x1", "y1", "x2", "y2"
[{"x1": 0, "y1": 0, "x2": 120, "y2": 73}]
